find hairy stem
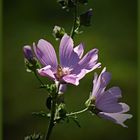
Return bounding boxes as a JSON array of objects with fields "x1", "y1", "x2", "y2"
[
  {"x1": 45, "y1": 83, "x2": 60, "y2": 140},
  {"x1": 70, "y1": 3, "x2": 78, "y2": 38},
  {"x1": 33, "y1": 70, "x2": 45, "y2": 86},
  {"x1": 45, "y1": 99, "x2": 56, "y2": 140},
  {"x1": 66, "y1": 108, "x2": 88, "y2": 117}
]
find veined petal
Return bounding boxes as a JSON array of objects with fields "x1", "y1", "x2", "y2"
[
  {"x1": 92, "y1": 67, "x2": 111, "y2": 98},
  {"x1": 96, "y1": 87, "x2": 122, "y2": 112},
  {"x1": 76, "y1": 69, "x2": 87, "y2": 80},
  {"x1": 33, "y1": 39, "x2": 58, "y2": 71},
  {"x1": 74, "y1": 43, "x2": 84, "y2": 58},
  {"x1": 100, "y1": 71, "x2": 112, "y2": 88},
  {"x1": 78, "y1": 48, "x2": 99, "y2": 70},
  {"x1": 98, "y1": 112, "x2": 133, "y2": 128},
  {"x1": 119, "y1": 103, "x2": 130, "y2": 113},
  {"x1": 62, "y1": 74, "x2": 79, "y2": 85},
  {"x1": 38, "y1": 65, "x2": 56, "y2": 80},
  {"x1": 59, "y1": 34, "x2": 80, "y2": 68},
  {"x1": 85, "y1": 62, "x2": 101, "y2": 74}
]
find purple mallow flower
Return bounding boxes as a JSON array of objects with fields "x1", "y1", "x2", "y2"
[
  {"x1": 90, "y1": 67, "x2": 132, "y2": 127},
  {"x1": 33, "y1": 34, "x2": 101, "y2": 86}
]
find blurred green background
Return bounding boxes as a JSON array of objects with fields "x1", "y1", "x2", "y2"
[{"x1": 3, "y1": 0, "x2": 137, "y2": 140}]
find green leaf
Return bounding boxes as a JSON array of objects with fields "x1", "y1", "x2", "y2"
[
  {"x1": 32, "y1": 111, "x2": 48, "y2": 118},
  {"x1": 24, "y1": 133, "x2": 43, "y2": 140},
  {"x1": 70, "y1": 116, "x2": 81, "y2": 128},
  {"x1": 47, "y1": 84, "x2": 57, "y2": 94}
]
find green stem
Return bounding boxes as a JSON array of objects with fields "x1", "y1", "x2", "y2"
[
  {"x1": 45, "y1": 83, "x2": 60, "y2": 140},
  {"x1": 70, "y1": 3, "x2": 78, "y2": 38},
  {"x1": 66, "y1": 108, "x2": 88, "y2": 117},
  {"x1": 45, "y1": 98, "x2": 56, "y2": 140},
  {"x1": 33, "y1": 70, "x2": 45, "y2": 86}
]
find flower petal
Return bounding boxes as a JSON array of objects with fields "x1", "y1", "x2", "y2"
[
  {"x1": 92, "y1": 68, "x2": 111, "y2": 98},
  {"x1": 78, "y1": 48, "x2": 100, "y2": 71},
  {"x1": 96, "y1": 87, "x2": 122, "y2": 112},
  {"x1": 98, "y1": 112, "x2": 133, "y2": 127},
  {"x1": 62, "y1": 74, "x2": 79, "y2": 85},
  {"x1": 119, "y1": 103, "x2": 130, "y2": 113},
  {"x1": 59, "y1": 34, "x2": 80, "y2": 68},
  {"x1": 38, "y1": 65, "x2": 56, "y2": 80},
  {"x1": 75, "y1": 69, "x2": 87, "y2": 80},
  {"x1": 58, "y1": 84, "x2": 67, "y2": 94},
  {"x1": 74, "y1": 43, "x2": 84, "y2": 58},
  {"x1": 33, "y1": 39, "x2": 58, "y2": 71}
]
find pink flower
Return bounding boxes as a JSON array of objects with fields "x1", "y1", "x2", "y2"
[
  {"x1": 90, "y1": 68, "x2": 132, "y2": 127},
  {"x1": 33, "y1": 34, "x2": 101, "y2": 86}
]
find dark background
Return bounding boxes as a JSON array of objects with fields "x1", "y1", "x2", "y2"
[{"x1": 3, "y1": 0, "x2": 137, "y2": 140}]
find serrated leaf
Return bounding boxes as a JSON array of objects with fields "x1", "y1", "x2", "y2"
[
  {"x1": 24, "y1": 133, "x2": 43, "y2": 140},
  {"x1": 70, "y1": 116, "x2": 81, "y2": 128}
]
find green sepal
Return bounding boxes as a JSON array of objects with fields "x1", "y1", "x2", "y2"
[
  {"x1": 58, "y1": 103, "x2": 67, "y2": 118},
  {"x1": 85, "y1": 98, "x2": 101, "y2": 114},
  {"x1": 46, "y1": 84, "x2": 57, "y2": 97},
  {"x1": 55, "y1": 103, "x2": 67, "y2": 123},
  {"x1": 40, "y1": 84, "x2": 47, "y2": 89},
  {"x1": 24, "y1": 58, "x2": 40, "y2": 72}
]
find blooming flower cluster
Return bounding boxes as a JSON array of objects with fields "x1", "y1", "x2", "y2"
[
  {"x1": 23, "y1": 34, "x2": 132, "y2": 128},
  {"x1": 23, "y1": 1, "x2": 133, "y2": 139}
]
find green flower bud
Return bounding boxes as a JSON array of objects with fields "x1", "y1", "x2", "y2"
[
  {"x1": 80, "y1": 8, "x2": 93, "y2": 26},
  {"x1": 52, "y1": 25, "x2": 65, "y2": 40}
]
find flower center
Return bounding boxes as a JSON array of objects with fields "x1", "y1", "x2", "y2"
[{"x1": 55, "y1": 65, "x2": 71, "y2": 79}]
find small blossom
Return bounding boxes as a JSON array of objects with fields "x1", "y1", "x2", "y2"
[
  {"x1": 33, "y1": 34, "x2": 101, "y2": 86},
  {"x1": 89, "y1": 67, "x2": 132, "y2": 127},
  {"x1": 23, "y1": 45, "x2": 33, "y2": 61},
  {"x1": 23, "y1": 45, "x2": 39, "y2": 72}
]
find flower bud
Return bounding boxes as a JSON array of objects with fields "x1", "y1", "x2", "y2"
[
  {"x1": 23, "y1": 45, "x2": 33, "y2": 61},
  {"x1": 80, "y1": 8, "x2": 93, "y2": 26},
  {"x1": 52, "y1": 26, "x2": 65, "y2": 40},
  {"x1": 23, "y1": 45, "x2": 40, "y2": 72}
]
